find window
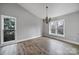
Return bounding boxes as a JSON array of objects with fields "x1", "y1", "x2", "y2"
[
  {"x1": 49, "y1": 19, "x2": 64, "y2": 37},
  {"x1": 57, "y1": 20, "x2": 64, "y2": 35},
  {"x1": 50, "y1": 21, "x2": 56, "y2": 34}
]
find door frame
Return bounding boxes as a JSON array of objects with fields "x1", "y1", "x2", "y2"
[{"x1": 1, "y1": 15, "x2": 16, "y2": 45}]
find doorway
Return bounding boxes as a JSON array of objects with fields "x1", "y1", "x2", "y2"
[{"x1": 1, "y1": 15, "x2": 16, "y2": 45}]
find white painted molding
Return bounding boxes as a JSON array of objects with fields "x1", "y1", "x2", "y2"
[
  {"x1": 16, "y1": 35, "x2": 42, "y2": 43},
  {"x1": 0, "y1": 15, "x2": 17, "y2": 44},
  {"x1": 0, "y1": 35, "x2": 41, "y2": 47},
  {"x1": 57, "y1": 37, "x2": 79, "y2": 45},
  {"x1": 0, "y1": 40, "x2": 17, "y2": 47},
  {"x1": 45, "y1": 35, "x2": 79, "y2": 45},
  {"x1": 1, "y1": 35, "x2": 79, "y2": 47}
]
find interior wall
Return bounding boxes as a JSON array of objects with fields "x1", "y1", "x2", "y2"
[
  {"x1": 0, "y1": 5, "x2": 2, "y2": 44},
  {"x1": 0, "y1": 3, "x2": 42, "y2": 44},
  {"x1": 43, "y1": 11, "x2": 79, "y2": 42},
  {"x1": 0, "y1": 16, "x2": 1, "y2": 43}
]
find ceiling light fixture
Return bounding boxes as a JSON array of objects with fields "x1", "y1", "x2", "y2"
[{"x1": 43, "y1": 3, "x2": 51, "y2": 24}]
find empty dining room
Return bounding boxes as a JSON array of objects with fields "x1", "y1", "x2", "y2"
[{"x1": 0, "y1": 3, "x2": 79, "y2": 55}]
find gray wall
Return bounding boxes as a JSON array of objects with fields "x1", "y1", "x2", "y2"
[
  {"x1": 43, "y1": 11, "x2": 79, "y2": 42},
  {"x1": 0, "y1": 16, "x2": 1, "y2": 43},
  {"x1": 0, "y1": 3, "x2": 42, "y2": 44}
]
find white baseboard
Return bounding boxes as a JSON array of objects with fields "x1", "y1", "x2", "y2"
[
  {"x1": 45, "y1": 35, "x2": 79, "y2": 45},
  {"x1": 0, "y1": 40, "x2": 17, "y2": 47},
  {"x1": 57, "y1": 37, "x2": 79, "y2": 45},
  {"x1": 0, "y1": 35, "x2": 41, "y2": 47},
  {"x1": 16, "y1": 35, "x2": 41, "y2": 43}
]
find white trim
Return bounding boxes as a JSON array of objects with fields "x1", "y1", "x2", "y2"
[
  {"x1": 59, "y1": 38, "x2": 79, "y2": 45},
  {"x1": 0, "y1": 40, "x2": 17, "y2": 47},
  {"x1": 47, "y1": 36, "x2": 79, "y2": 45},
  {"x1": 0, "y1": 35, "x2": 41, "y2": 47},
  {"x1": 1, "y1": 35, "x2": 79, "y2": 47},
  {"x1": 49, "y1": 19, "x2": 65, "y2": 37},
  {"x1": 49, "y1": 33, "x2": 64, "y2": 37},
  {"x1": 1, "y1": 15, "x2": 16, "y2": 44},
  {"x1": 16, "y1": 35, "x2": 41, "y2": 43}
]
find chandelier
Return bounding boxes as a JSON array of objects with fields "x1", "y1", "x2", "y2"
[{"x1": 43, "y1": 4, "x2": 51, "y2": 24}]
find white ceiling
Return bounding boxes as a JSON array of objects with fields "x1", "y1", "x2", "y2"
[{"x1": 19, "y1": 3, "x2": 79, "y2": 19}]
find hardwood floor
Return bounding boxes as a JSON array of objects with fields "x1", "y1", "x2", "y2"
[{"x1": 0, "y1": 37, "x2": 79, "y2": 55}]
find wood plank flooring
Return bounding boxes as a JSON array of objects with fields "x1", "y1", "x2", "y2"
[{"x1": 0, "y1": 37, "x2": 79, "y2": 55}]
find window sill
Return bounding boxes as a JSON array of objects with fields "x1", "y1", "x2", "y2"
[{"x1": 49, "y1": 33, "x2": 65, "y2": 38}]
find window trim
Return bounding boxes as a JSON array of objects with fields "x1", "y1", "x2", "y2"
[{"x1": 49, "y1": 19, "x2": 65, "y2": 37}]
